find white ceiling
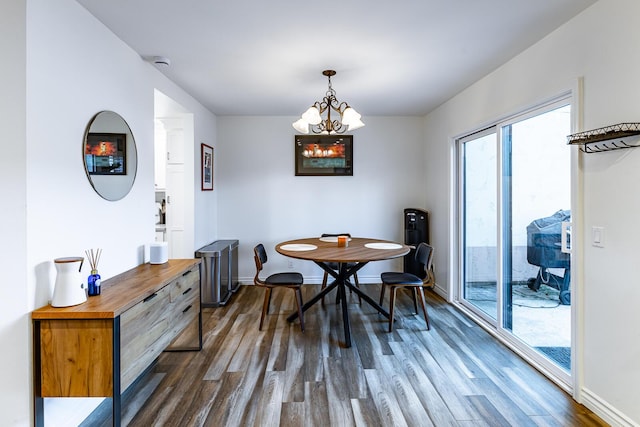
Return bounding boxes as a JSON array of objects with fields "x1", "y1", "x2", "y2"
[{"x1": 76, "y1": 0, "x2": 597, "y2": 117}]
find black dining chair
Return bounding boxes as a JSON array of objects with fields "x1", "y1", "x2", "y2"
[
  {"x1": 320, "y1": 233, "x2": 361, "y2": 306},
  {"x1": 379, "y1": 242, "x2": 435, "y2": 332},
  {"x1": 253, "y1": 244, "x2": 305, "y2": 332}
]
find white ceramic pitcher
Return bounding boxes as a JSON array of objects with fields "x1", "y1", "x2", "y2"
[{"x1": 51, "y1": 257, "x2": 87, "y2": 307}]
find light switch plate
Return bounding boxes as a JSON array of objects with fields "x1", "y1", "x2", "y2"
[{"x1": 592, "y1": 226, "x2": 605, "y2": 248}]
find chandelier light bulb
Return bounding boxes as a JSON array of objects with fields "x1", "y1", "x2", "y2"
[
  {"x1": 301, "y1": 106, "x2": 322, "y2": 125},
  {"x1": 293, "y1": 118, "x2": 310, "y2": 134},
  {"x1": 292, "y1": 70, "x2": 364, "y2": 134},
  {"x1": 341, "y1": 107, "x2": 361, "y2": 126}
]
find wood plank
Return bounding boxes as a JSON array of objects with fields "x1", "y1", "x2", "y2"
[
  {"x1": 505, "y1": 365, "x2": 607, "y2": 427},
  {"x1": 350, "y1": 318, "x2": 378, "y2": 369},
  {"x1": 280, "y1": 402, "x2": 304, "y2": 426},
  {"x1": 178, "y1": 380, "x2": 222, "y2": 427},
  {"x1": 79, "y1": 371, "x2": 166, "y2": 427},
  {"x1": 375, "y1": 354, "x2": 435, "y2": 426},
  {"x1": 282, "y1": 319, "x2": 305, "y2": 403},
  {"x1": 363, "y1": 368, "x2": 409, "y2": 427},
  {"x1": 351, "y1": 397, "x2": 383, "y2": 427},
  {"x1": 130, "y1": 352, "x2": 201, "y2": 426},
  {"x1": 323, "y1": 356, "x2": 356, "y2": 425},
  {"x1": 303, "y1": 319, "x2": 324, "y2": 383},
  {"x1": 388, "y1": 341, "x2": 459, "y2": 426},
  {"x1": 221, "y1": 331, "x2": 271, "y2": 426},
  {"x1": 128, "y1": 384, "x2": 178, "y2": 426},
  {"x1": 339, "y1": 345, "x2": 369, "y2": 399},
  {"x1": 226, "y1": 312, "x2": 262, "y2": 373},
  {"x1": 121, "y1": 372, "x2": 166, "y2": 426},
  {"x1": 410, "y1": 327, "x2": 477, "y2": 394},
  {"x1": 203, "y1": 313, "x2": 254, "y2": 380},
  {"x1": 469, "y1": 377, "x2": 538, "y2": 426},
  {"x1": 395, "y1": 328, "x2": 476, "y2": 421},
  {"x1": 304, "y1": 381, "x2": 331, "y2": 427},
  {"x1": 40, "y1": 319, "x2": 113, "y2": 397},
  {"x1": 465, "y1": 394, "x2": 513, "y2": 426},
  {"x1": 253, "y1": 371, "x2": 285, "y2": 427},
  {"x1": 202, "y1": 372, "x2": 244, "y2": 426},
  {"x1": 265, "y1": 311, "x2": 291, "y2": 372}
]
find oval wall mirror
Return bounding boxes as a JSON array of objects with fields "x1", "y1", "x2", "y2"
[{"x1": 83, "y1": 111, "x2": 138, "y2": 201}]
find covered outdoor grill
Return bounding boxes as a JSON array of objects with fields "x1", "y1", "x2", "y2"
[{"x1": 526, "y1": 209, "x2": 571, "y2": 305}]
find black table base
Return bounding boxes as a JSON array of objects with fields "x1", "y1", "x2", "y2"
[{"x1": 286, "y1": 261, "x2": 390, "y2": 347}]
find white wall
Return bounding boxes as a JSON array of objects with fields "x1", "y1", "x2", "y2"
[
  {"x1": 0, "y1": 1, "x2": 217, "y2": 425},
  {"x1": 216, "y1": 116, "x2": 426, "y2": 283},
  {"x1": 424, "y1": 0, "x2": 639, "y2": 424},
  {"x1": 0, "y1": 1, "x2": 28, "y2": 425}
]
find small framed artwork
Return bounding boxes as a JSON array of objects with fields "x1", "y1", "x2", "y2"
[
  {"x1": 201, "y1": 143, "x2": 213, "y2": 191},
  {"x1": 295, "y1": 135, "x2": 353, "y2": 176},
  {"x1": 85, "y1": 132, "x2": 126, "y2": 175}
]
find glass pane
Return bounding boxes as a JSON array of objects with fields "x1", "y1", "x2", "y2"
[
  {"x1": 462, "y1": 132, "x2": 498, "y2": 320},
  {"x1": 505, "y1": 104, "x2": 572, "y2": 371}
]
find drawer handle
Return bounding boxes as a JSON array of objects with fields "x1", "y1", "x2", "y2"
[
  {"x1": 182, "y1": 287, "x2": 192, "y2": 295},
  {"x1": 182, "y1": 305, "x2": 193, "y2": 313},
  {"x1": 143, "y1": 293, "x2": 158, "y2": 303},
  {"x1": 182, "y1": 270, "x2": 192, "y2": 277}
]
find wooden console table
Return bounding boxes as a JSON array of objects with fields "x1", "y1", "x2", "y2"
[{"x1": 32, "y1": 259, "x2": 202, "y2": 427}]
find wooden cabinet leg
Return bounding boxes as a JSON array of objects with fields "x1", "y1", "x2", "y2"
[
  {"x1": 112, "y1": 317, "x2": 121, "y2": 427},
  {"x1": 33, "y1": 320, "x2": 44, "y2": 427}
]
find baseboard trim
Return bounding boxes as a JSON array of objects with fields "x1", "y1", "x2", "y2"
[{"x1": 580, "y1": 387, "x2": 638, "y2": 427}]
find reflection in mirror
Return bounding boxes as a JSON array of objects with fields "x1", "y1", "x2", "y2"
[{"x1": 83, "y1": 111, "x2": 138, "y2": 201}]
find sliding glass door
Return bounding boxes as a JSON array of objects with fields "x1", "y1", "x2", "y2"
[
  {"x1": 459, "y1": 99, "x2": 573, "y2": 379},
  {"x1": 461, "y1": 129, "x2": 498, "y2": 321}
]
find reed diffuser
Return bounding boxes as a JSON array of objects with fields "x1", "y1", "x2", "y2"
[{"x1": 85, "y1": 248, "x2": 102, "y2": 296}]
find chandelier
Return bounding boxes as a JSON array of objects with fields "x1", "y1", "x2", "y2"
[{"x1": 292, "y1": 70, "x2": 365, "y2": 135}]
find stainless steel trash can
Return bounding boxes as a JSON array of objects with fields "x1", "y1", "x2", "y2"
[
  {"x1": 216, "y1": 239, "x2": 240, "y2": 293},
  {"x1": 195, "y1": 241, "x2": 231, "y2": 307}
]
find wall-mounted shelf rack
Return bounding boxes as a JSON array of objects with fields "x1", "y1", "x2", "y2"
[{"x1": 567, "y1": 123, "x2": 640, "y2": 153}]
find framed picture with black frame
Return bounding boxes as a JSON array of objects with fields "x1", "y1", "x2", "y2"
[
  {"x1": 201, "y1": 143, "x2": 213, "y2": 190},
  {"x1": 295, "y1": 135, "x2": 353, "y2": 176}
]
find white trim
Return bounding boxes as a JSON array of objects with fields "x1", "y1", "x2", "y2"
[
  {"x1": 570, "y1": 77, "x2": 585, "y2": 404},
  {"x1": 449, "y1": 135, "x2": 461, "y2": 304},
  {"x1": 581, "y1": 388, "x2": 639, "y2": 427},
  {"x1": 451, "y1": 91, "x2": 573, "y2": 146}
]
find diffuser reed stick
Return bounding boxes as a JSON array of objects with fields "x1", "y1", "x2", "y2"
[{"x1": 85, "y1": 248, "x2": 102, "y2": 271}]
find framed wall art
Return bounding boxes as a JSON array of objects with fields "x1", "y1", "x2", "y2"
[
  {"x1": 294, "y1": 135, "x2": 353, "y2": 176},
  {"x1": 201, "y1": 143, "x2": 213, "y2": 190}
]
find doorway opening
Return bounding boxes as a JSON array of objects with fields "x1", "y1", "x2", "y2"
[{"x1": 154, "y1": 90, "x2": 195, "y2": 258}]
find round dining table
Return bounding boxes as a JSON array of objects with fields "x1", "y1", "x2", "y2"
[{"x1": 276, "y1": 236, "x2": 410, "y2": 347}]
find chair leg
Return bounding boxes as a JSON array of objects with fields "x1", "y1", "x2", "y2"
[
  {"x1": 354, "y1": 273, "x2": 361, "y2": 305},
  {"x1": 388, "y1": 287, "x2": 397, "y2": 333},
  {"x1": 379, "y1": 283, "x2": 386, "y2": 306},
  {"x1": 259, "y1": 287, "x2": 272, "y2": 331},
  {"x1": 411, "y1": 288, "x2": 419, "y2": 314},
  {"x1": 321, "y1": 271, "x2": 328, "y2": 307},
  {"x1": 294, "y1": 287, "x2": 305, "y2": 332},
  {"x1": 416, "y1": 287, "x2": 430, "y2": 330}
]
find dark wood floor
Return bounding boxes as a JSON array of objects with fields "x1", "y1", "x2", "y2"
[{"x1": 107, "y1": 284, "x2": 606, "y2": 426}]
